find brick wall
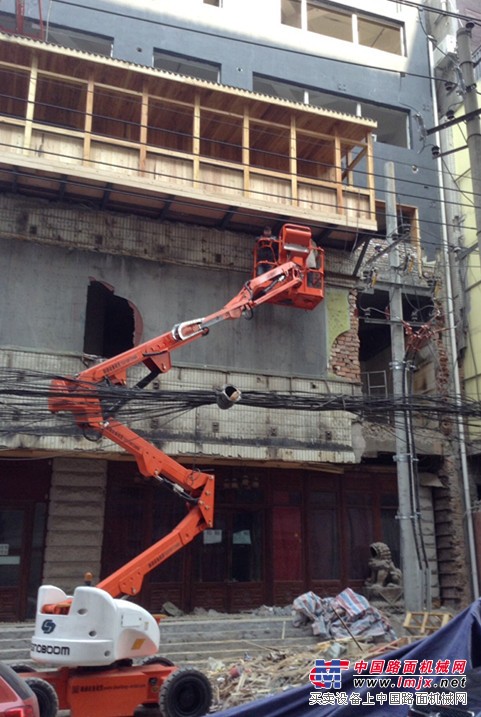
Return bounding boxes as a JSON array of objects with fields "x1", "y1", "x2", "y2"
[
  {"x1": 434, "y1": 456, "x2": 471, "y2": 607},
  {"x1": 432, "y1": 309, "x2": 472, "y2": 607},
  {"x1": 329, "y1": 290, "x2": 361, "y2": 382}
]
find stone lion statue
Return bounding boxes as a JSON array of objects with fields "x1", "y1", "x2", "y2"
[{"x1": 365, "y1": 541, "x2": 402, "y2": 589}]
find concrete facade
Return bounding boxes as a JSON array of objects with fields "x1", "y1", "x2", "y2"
[{"x1": 0, "y1": 0, "x2": 475, "y2": 616}]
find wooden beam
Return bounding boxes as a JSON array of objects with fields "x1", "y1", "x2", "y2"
[
  {"x1": 290, "y1": 116, "x2": 298, "y2": 204},
  {"x1": 83, "y1": 73, "x2": 94, "y2": 167},
  {"x1": 333, "y1": 130, "x2": 343, "y2": 215},
  {"x1": 366, "y1": 133, "x2": 376, "y2": 222},
  {"x1": 23, "y1": 53, "x2": 37, "y2": 153},
  {"x1": 139, "y1": 81, "x2": 149, "y2": 175},
  {"x1": 242, "y1": 106, "x2": 250, "y2": 195},
  {"x1": 193, "y1": 93, "x2": 200, "y2": 188}
]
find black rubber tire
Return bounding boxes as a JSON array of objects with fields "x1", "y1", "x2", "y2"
[
  {"x1": 159, "y1": 667, "x2": 212, "y2": 717},
  {"x1": 142, "y1": 656, "x2": 175, "y2": 667},
  {"x1": 25, "y1": 677, "x2": 59, "y2": 717},
  {"x1": 10, "y1": 664, "x2": 36, "y2": 673}
]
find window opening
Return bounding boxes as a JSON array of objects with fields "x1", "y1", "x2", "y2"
[
  {"x1": 281, "y1": 0, "x2": 404, "y2": 56},
  {"x1": 253, "y1": 76, "x2": 409, "y2": 148},
  {"x1": 307, "y1": 2, "x2": 352, "y2": 41},
  {"x1": 83, "y1": 280, "x2": 136, "y2": 358},
  {"x1": 281, "y1": 0, "x2": 301, "y2": 28},
  {"x1": 231, "y1": 512, "x2": 263, "y2": 582},
  {"x1": 357, "y1": 15, "x2": 402, "y2": 54},
  {"x1": 153, "y1": 50, "x2": 220, "y2": 83},
  {"x1": 0, "y1": 9, "x2": 44, "y2": 40},
  {"x1": 45, "y1": 25, "x2": 113, "y2": 56}
]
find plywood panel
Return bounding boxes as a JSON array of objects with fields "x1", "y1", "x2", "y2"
[
  {"x1": 249, "y1": 174, "x2": 292, "y2": 205},
  {"x1": 0, "y1": 123, "x2": 25, "y2": 154},
  {"x1": 146, "y1": 153, "x2": 194, "y2": 187},
  {"x1": 345, "y1": 191, "x2": 371, "y2": 220},
  {"x1": 199, "y1": 163, "x2": 243, "y2": 195},
  {"x1": 298, "y1": 183, "x2": 337, "y2": 213},
  {"x1": 31, "y1": 129, "x2": 84, "y2": 164},
  {"x1": 90, "y1": 142, "x2": 140, "y2": 176}
]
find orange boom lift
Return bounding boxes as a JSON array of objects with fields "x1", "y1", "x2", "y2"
[{"x1": 20, "y1": 224, "x2": 324, "y2": 717}]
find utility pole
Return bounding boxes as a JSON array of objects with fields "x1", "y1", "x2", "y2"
[
  {"x1": 454, "y1": 24, "x2": 481, "y2": 600},
  {"x1": 457, "y1": 25, "x2": 481, "y2": 258},
  {"x1": 386, "y1": 162, "x2": 425, "y2": 611}
]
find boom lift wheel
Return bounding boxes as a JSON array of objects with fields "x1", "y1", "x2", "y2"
[
  {"x1": 25, "y1": 677, "x2": 59, "y2": 717},
  {"x1": 159, "y1": 667, "x2": 212, "y2": 717}
]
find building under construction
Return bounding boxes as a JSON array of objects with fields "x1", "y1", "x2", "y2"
[{"x1": 0, "y1": 0, "x2": 473, "y2": 620}]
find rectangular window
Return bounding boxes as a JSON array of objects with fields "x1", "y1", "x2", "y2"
[
  {"x1": 45, "y1": 25, "x2": 113, "y2": 56},
  {"x1": 307, "y1": 2, "x2": 352, "y2": 41},
  {"x1": 253, "y1": 76, "x2": 409, "y2": 148},
  {"x1": 358, "y1": 16, "x2": 403, "y2": 54},
  {"x1": 153, "y1": 50, "x2": 220, "y2": 83},
  {"x1": 281, "y1": 0, "x2": 404, "y2": 57},
  {"x1": 0, "y1": 10, "x2": 43, "y2": 40},
  {"x1": 281, "y1": 0, "x2": 302, "y2": 27},
  {"x1": 361, "y1": 102, "x2": 409, "y2": 147}
]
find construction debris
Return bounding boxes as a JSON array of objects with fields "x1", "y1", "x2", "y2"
[
  {"x1": 206, "y1": 638, "x2": 373, "y2": 711},
  {"x1": 202, "y1": 592, "x2": 432, "y2": 711}
]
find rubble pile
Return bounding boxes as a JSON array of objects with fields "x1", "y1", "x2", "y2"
[
  {"x1": 206, "y1": 638, "x2": 377, "y2": 711},
  {"x1": 204, "y1": 589, "x2": 406, "y2": 711}
]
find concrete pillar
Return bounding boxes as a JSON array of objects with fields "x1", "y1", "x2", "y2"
[{"x1": 43, "y1": 457, "x2": 107, "y2": 594}]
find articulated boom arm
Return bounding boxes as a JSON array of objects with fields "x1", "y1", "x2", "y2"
[
  {"x1": 48, "y1": 259, "x2": 304, "y2": 599},
  {"x1": 49, "y1": 258, "x2": 303, "y2": 425}
]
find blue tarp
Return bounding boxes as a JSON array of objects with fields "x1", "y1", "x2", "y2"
[{"x1": 208, "y1": 599, "x2": 481, "y2": 717}]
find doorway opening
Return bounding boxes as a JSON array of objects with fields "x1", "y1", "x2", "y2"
[{"x1": 83, "y1": 280, "x2": 136, "y2": 358}]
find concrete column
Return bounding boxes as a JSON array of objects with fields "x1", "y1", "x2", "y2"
[{"x1": 43, "y1": 457, "x2": 107, "y2": 594}]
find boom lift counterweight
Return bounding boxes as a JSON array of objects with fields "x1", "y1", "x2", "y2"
[{"x1": 20, "y1": 224, "x2": 324, "y2": 717}]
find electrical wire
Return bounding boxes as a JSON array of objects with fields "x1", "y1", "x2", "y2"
[{"x1": 3, "y1": 367, "x2": 481, "y2": 438}]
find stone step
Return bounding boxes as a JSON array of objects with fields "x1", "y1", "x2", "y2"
[
  {"x1": 0, "y1": 615, "x2": 317, "y2": 667},
  {"x1": 0, "y1": 624, "x2": 35, "y2": 664}
]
